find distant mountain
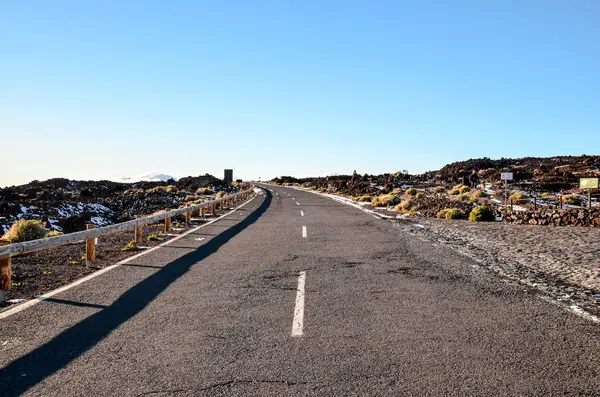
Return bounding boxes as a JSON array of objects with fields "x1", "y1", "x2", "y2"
[{"x1": 118, "y1": 172, "x2": 178, "y2": 183}]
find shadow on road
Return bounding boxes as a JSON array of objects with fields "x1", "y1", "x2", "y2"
[{"x1": 1, "y1": 190, "x2": 271, "y2": 397}]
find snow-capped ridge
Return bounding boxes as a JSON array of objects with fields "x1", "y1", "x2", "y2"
[{"x1": 118, "y1": 172, "x2": 178, "y2": 183}]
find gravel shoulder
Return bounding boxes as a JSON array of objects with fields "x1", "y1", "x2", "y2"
[
  {"x1": 392, "y1": 216, "x2": 600, "y2": 317},
  {"x1": 2, "y1": 217, "x2": 220, "y2": 305}
]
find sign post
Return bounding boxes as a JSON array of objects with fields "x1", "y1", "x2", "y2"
[
  {"x1": 501, "y1": 173, "x2": 514, "y2": 208},
  {"x1": 580, "y1": 178, "x2": 599, "y2": 209}
]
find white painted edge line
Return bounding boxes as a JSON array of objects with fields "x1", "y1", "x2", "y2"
[
  {"x1": 0, "y1": 193, "x2": 260, "y2": 320},
  {"x1": 291, "y1": 271, "x2": 306, "y2": 337},
  {"x1": 302, "y1": 226, "x2": 307, "y2": 238},
  {"x1": 300, "y1": 210, "x2": 304, "y2": 217}
]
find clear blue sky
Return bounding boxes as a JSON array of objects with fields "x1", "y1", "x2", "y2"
[{"x1": 1, "y1": 0, "x2": 599, "y2": 186}]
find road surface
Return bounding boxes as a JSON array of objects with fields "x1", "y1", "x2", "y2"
[{"x1": 1, "y1": 186, "x2": 599, "y2": 396}]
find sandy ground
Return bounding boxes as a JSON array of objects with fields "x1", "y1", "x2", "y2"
[{"x1": 393, "y1": 215, "x2": 600, "y2": 316}]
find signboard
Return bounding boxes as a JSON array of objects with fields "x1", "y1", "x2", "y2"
[
  {"x1": 501, "y1": 173, "x2": 513, "y2": 181},
  {"x1": 580, "y1": 178, "x2": 599, "y2": 189}
]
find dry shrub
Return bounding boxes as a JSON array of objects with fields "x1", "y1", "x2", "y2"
[
  {"x1": 394, "y1": 199, "x2": 417, "y2": 213},
  {"x1": 45, "y1": 230, "x2": 63, "y2": 238},
  {"x1": 2, "y1": 219, "x2": 47, "y2": 243},
  {"x1": 122, "y1": 241, "x2": 138, "y2": 251},
  {"x1": 356, "y1": 195, "x2": 374, "y2": 203},
  {"x1": 469, "y1": 206, "x2": 495, "y2": 222},
  {"x1": 372, "y1": 194, "x2": 401, "y2": 207},
  {"x1": 563, "y1": 195, "x2": 583, "y2": 206},
  {"x1": 509, "y1": 192, "x2": 529, "y2": 204},
  {"x1": 444, "y1": 208, "x2": 466, "y2": 220},
  {"x1": 195, "y1": 187, "x2": 214, "y2": 195},
  {"x1": 470, "y1": 190, "x2": 489, "y2": 200}
]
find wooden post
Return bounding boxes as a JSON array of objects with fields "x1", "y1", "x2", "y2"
[
  {"x1": 201, "y1": 207, "x2": 206, "y2": 218},
  {"x1": 165, "y1": 216, "x2": 172, "y2": 233},
  {"x1": 185, "y1": 211, "x2": 191, "y2": 226},
  {"x1": 589, "y1": 189, "x2": 592, "y2": 209},
  {"x1": 510, "y1": 199, "x2": 513, "y2": 211},
  {"x1": 135, "y1": 224, "x2": 143, "y2": 244},
  {"x1": 0, "y1": 256, "x2": 11, "y2": 296},
  {"x1": 534, "y1": 196, "x2": 537, "y2": 211},
  {"x1": 86, "y1": 224, "x2": 96, "y2": 262},
  {"x1": 559, "y1": 194, "x2": 563, "y2": 209}
]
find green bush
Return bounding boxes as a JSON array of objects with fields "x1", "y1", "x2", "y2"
[
  {"x1": 405, "y1": 188, "x2": 417, "y2": 196},
  {"x1": 563, "y1": 195, "x2": 583, "y2": 206},
  {"x1": 147, "y1": 234, "x2": 160, "y2": 241},
  {"x1": 356, "y1": 195, "x2": 374, "y2": 202},
  {"x1": 2, "y1": 219, "x2": 47, "y2": 243},
  {"x1": 456, "y1": 193, "x2": 470, "y2": 201},
  {"x1": 416, "y1": 192, "x2": 425, "y2": 199},
  {"x1": 434, "y1": 186, "x2": 446, "y2": 194},
  {"x1": 459, "y1": 186, "x2": 471, "y2": 194},
  {"x1": 469, "y1": 206, "x2": 495, "y2": 222},
  {"x1": 45, "y1": 230, "x2": 63, "y2": 238},
  {"x1": 391, "y1": 188, "x2": 404, "y2": 195},
  {"x1": 445, "y1": 208, "x2": 466, "y2": 220},
  {"x1": 195, "y1": 187, "x2": 214, "y2": 195},
  {"x1": 437, "y1": 209, "x2": 449, "y2": 219},
  {"x1": 122, "y1": 241, "x2": 138, "y2": 251},
  {"x1": 372, "y1": 194, "x2": 401, "y2": 207}
]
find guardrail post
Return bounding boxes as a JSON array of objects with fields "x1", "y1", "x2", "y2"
[
  {"x1": 135, "y1": 224, "x2": 143, "y2": 244},
  {"x1": 165, "y1": 213, "x2": 172, "y2": 233},
  {"x1": 201, "y1": 207, "x2": 206, "y2": 218},
  {"x1": 185, "y1": 211, "x2": 191, "y2": 226},
  {"x1": 86, "y1": 224, "x2": 96, "y2": 262},
  {"x1": 0, "y1": 255, "x2": 11, "y2": 302}
]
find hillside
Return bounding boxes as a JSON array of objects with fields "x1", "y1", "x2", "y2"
[
  {"x1": 0, "y1": 174, "x2": 233, "y2": 234},
  {"x1": 273, "y1": 155, "x2": 600, "y2": 193}
]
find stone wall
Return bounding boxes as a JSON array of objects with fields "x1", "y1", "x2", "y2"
[{"x1": 498, "y1": 207, "x2": 600, "y2": 227}]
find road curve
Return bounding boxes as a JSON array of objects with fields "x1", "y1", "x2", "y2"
[{"x1": 1, "y1": 186, "x2": 599, "y2": 396}]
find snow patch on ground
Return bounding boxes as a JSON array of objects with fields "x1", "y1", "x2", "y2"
[{"x1": 3, "y1": 203, "x2": 115, "y2": 231}]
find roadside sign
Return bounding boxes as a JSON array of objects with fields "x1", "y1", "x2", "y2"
[
  {"x1": 580, "y1": 178, "x2": 599, "y2": 189},
  {"x1": 501, "y1": 173, "x2": 513, "y2": 181}
]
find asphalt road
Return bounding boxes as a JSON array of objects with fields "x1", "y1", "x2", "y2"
[{"x1": 1, "y1": 186, "x2": 599, "y2": 396}]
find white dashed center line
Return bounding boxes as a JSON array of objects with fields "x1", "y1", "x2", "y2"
[
  {"x1": 302, "y1": 226, "x2": 307, "y2": 238},
  {"x1": 296, "y1": 202, "x2": 300, "y2": 206},
  {"x1": 300, "y1": 210, "x2": 304, "y2": 217},
  {"x1": 291, "y1": 271, "x2": 306, "y2": 337}
]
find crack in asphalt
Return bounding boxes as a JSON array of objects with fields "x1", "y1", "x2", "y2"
[{"x1": 134, "y1": 379, "x2": 310, "y2": 396}]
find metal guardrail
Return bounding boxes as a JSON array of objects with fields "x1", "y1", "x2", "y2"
[{"x1": 0, "y1": 187, "x2": 256, "y2": 297}]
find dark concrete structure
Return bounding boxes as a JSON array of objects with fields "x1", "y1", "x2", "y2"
[{"x1": 224, "y1": 169, "x2": 233, "y2": 184}]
